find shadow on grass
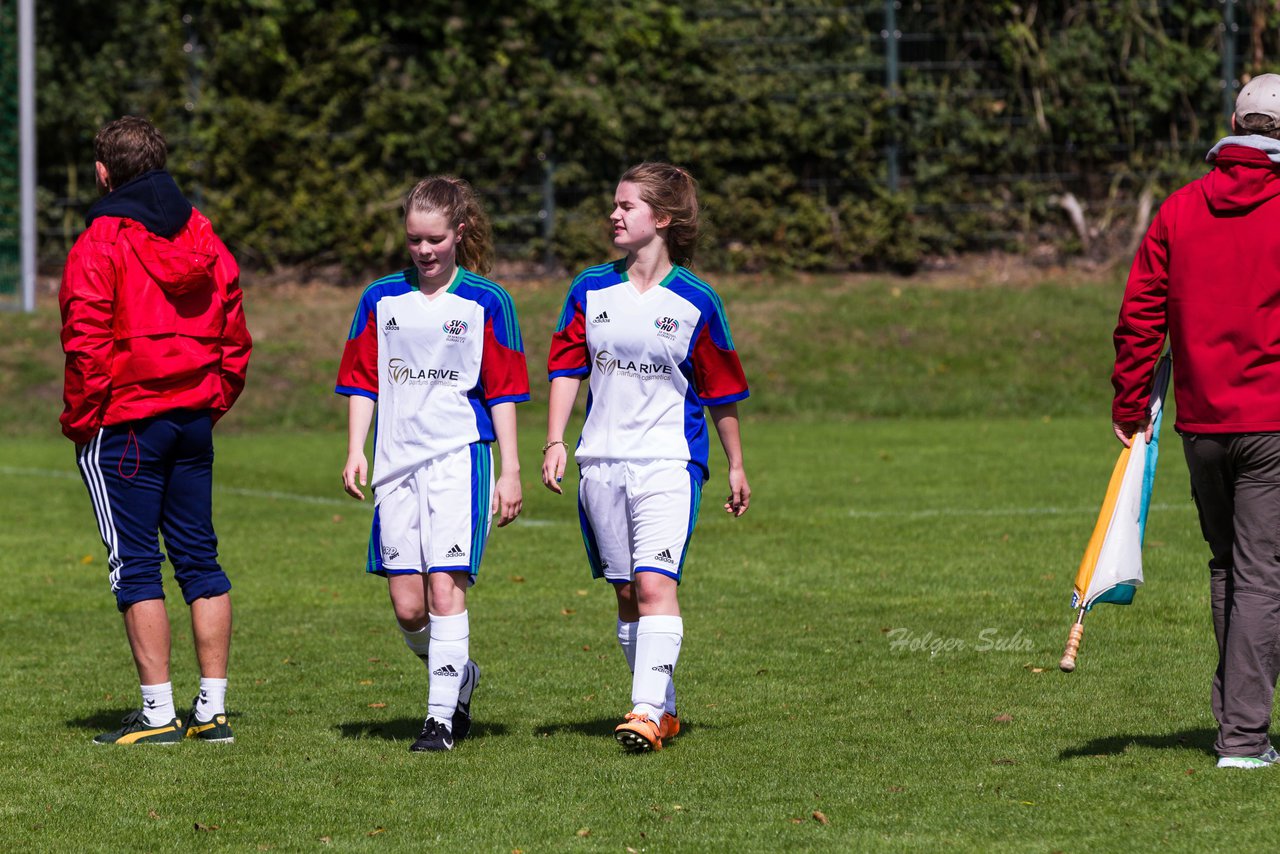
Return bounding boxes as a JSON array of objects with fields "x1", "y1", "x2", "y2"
[
  {"x1": 336, "y1": 718, "x2": 509, "y2": 741},
  {"x1": 68, "y1": 710, "x2": 134, "y2": 732},
  {"x1": 69, "y1": 708, "x2": 244, "y2": 732},
  {"x1": 1059, "y1": 728, "x2": 1217, "y2": 760},
  {"x1": 536, "y1": 717, "x2": 709, "y2": 739}
]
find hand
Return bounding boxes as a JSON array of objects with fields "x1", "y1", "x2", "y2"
[
  {"x1": 342, "y1": 451, "x2": 368, "y2": 500},
  {"x1": 724, "y1": 465, "x2": 750, "y2": 517},
  {"x1": 493, "y1": 471, "x2": 523, "y2": 527},
  {"x1": 541, "y1": 443, "x2": 568, "y2": 495},
  {"x1": 1112, "y1": 419, "x2": 1153, "y2": 448}
]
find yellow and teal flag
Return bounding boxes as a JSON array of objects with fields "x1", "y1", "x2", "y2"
[{"x1": 1071, "y1": 353, "x2": 1172, "y2": 611}]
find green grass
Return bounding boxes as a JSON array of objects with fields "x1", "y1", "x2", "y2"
[
  {"x1": 0, "y1": 416, "x2": 1253, "y2": 853},
  {"x1": 0, "y1": 269, "x2": 1123, "y2": 438},
  {"x1": 1, "y1": 269, "x2": 1249, "y2": 850}
]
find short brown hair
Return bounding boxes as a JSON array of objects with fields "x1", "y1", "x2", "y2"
[
  {"x1": 404, "y1": 176, "x2": 495, "y2": 276},
  {"x1": 94, "y1": 117, "x2": 167, "y2": 187},
  {"x1": 1238, "y1": 113, "x2": 1280, "y2": 140},
  {"x1": 619, "y1": 162, "x2": 700, "y2": 267}
]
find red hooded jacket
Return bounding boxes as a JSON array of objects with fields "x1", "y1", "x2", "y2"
[
  {"x1": 59, "y1": 171, "x2": 252, "y2": 443},
  {"x1": 1113, "y1": 142, "x2": 1280, "y2": 432}
]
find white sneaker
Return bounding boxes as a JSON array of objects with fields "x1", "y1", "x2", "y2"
[{"x1": 1217, "y1": 746, "x2": 1280, "y2": 769}]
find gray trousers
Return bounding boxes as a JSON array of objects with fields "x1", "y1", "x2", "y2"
[{"x1": 1184, "y1": 433, "x2": 1280, "y2": 756}]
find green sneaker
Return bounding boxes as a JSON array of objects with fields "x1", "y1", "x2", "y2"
[
  {"x1": 185, "y1": 698, "x2": 235, "y2": 743},
  {"x1": 93, "y1": 710, "x2": 185, "y2": 745}
]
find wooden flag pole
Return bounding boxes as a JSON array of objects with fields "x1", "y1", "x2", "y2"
[{"x1": 1060, "y1": 610, "x2": 1085, "y2": 672}]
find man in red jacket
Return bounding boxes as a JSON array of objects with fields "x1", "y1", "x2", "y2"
[
  {"x1": 59, "y1": 117, "x2": 251, "y2": 745},
  {"x1": 1113, "y1": 74, "x2": 1280, "y2": 769}
]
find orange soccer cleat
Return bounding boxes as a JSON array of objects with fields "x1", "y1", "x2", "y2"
[{"x1": 614, "y1": 711, "x2": 680, "y2": 752}]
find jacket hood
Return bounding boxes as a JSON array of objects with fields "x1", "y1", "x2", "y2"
[
  {"x1": 87, "y1": 171, "x2": 215, "y2": 296},
  {"x1": 85, "y1": 170, "x2": 193, "y2": 238},
  {"x1": 1203, "y1": 136, "x2": 1280, "y2": 214}
]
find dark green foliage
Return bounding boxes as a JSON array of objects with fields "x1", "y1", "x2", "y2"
[{"x1": 29, "y1": 1, "x2": 1280, "y2": 274}]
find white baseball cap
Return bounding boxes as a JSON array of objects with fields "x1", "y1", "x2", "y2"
[{"x1": 1236, "y1": 73, "x2": 1280, "y2": 127}]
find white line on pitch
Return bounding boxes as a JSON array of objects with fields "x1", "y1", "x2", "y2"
[
  {"x1": 1, "y1": 465, "x2": 360, "y2": 506},
  {"x1": 0, "y1": 466, "x2": 564, "y2": 525},
  {"x1": 846, "y1": 502, "x2": 1192, "y2": 520}
]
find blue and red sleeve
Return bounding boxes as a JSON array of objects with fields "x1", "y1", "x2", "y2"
[
  {"x1": 336, "y1": 300, "x2": 378, "y2": 400},
  {"x1": 481, "y1": 308, "x2": 531, "y2": 405},
  {"x1": 548, "y1": 287, "x2": 589, "y2": 379},
  {"x1": 690, "y1": 304, "x2": 749, "y2": 406}
]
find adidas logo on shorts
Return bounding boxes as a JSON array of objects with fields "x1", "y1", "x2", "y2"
[
  {"x1": 384, "y1": 317, "x2": 400, "y2": 331},
  {"x1": 445, "y1": 544, "x2": 465, "y2": 558},
  {"x1": 654, "y1": 548, "x2": 675, "y2": 565},
  {"x1": 651, "y1": 663, "x2": 674, "y2": 675},
  {"x1": 433, "y1": 664, "x2": 460, "y2": 677},
  {"x1": 592, "y1": 311, "x2": 610, "y2": 324}
]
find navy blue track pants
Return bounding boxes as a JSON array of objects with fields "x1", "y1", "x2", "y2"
[{"x1": 76, "y1": 410, "x2": 230, "y2": 611}]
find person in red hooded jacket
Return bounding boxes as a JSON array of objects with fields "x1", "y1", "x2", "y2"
[
  {"x1": 59, "y1": 116, "x2": 251, "y2": 745},
  {"x1": 1113, "y1": 74, "x2": 1280, "y2": 770}
]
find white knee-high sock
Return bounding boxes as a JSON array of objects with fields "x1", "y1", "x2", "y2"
[
  {"x1": 619, "y1": 619, "x2": 677, "y2": 717},
  {"x1": 401, "y1": 623, "x2": 432, "y2": 667},
  {"x1": 617, "y1": 619, "x2": 638, "y2": 670},
  {"x1": 631, "y1": 615, "x2": 683, "y2": 723},
  {"x1": 427, "y1": 611, "x2": 469, "y2": 728}
]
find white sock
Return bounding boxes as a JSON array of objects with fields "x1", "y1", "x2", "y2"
[
  {"x1": 618, "y1": 619, "x2": 677, "y2": 717},
  {"x1": 632, "y1": 615, "x2": 683, "y2": 724},
  {"x1": 617, "y1": 619, "x2": 638, "y2": 670},
  {"x1": 140, "y1": 682, "x2": 175, "y2": 726},
  {"x1": 194, "y1": 677, "x2": 227, "y2": 719},
  {"x1": 427, "y1": 611, "x2": 470, "y2": 729},
  {"x1": 401, "y1": 623, "x2": 432, "y2": 667}
]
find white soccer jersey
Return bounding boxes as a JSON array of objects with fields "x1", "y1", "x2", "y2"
[
  {"x1": 548, "y1": 260, "x2": 748, "y2": 477},
  {"x1": 337, "y1": 266, "x2": 529, "y2": 495}
]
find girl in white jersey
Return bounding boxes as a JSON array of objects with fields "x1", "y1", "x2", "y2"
[
  {"x1": 543, "y1": 162, "x2": 751, "y2": 752},
  {"x1": 337, "y1": 177, "x2": 529, "y2": 752}
]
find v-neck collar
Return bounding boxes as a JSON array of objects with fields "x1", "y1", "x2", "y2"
[
  {"x1": 617, "y1": 259, "x2": 679, "y2": 299},
  {"x1": 407, "y1": 265, "x2": 462, "y2": 300}
]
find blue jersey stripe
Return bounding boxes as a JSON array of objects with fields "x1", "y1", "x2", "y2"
[
  {"x1": 456, "y1": 270, "x2": 524, "y2": 350},
  {"x1": 557, "y1": 260, "x2": 625, "y2": 331},
  {"x1": 670, "y1": 268, "x2": 735, "y2": 350},
  {"x1": 348, "y1": 271, "x2": 411, "y2": 340}
]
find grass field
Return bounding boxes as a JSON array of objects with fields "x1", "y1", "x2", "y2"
[{"x1": 0, "y1": 269, "x2": 1266, "y2": 852}]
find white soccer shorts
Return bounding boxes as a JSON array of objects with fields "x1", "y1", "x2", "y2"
[
  {"x1": 374, "y1": 443, "x2": 493, "y2": 578},
  {"x1": 577, "y1": 459, "x2": 703, "y2": 584}
]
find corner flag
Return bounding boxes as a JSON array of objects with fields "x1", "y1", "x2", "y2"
[{"x1": 1060, "y1": 352, "x2": 1172, "y2": 671}]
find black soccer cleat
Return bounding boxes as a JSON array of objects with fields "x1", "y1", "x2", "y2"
[{"x1": 409, "y1": 716, "x2": 454, "y2": 752}]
